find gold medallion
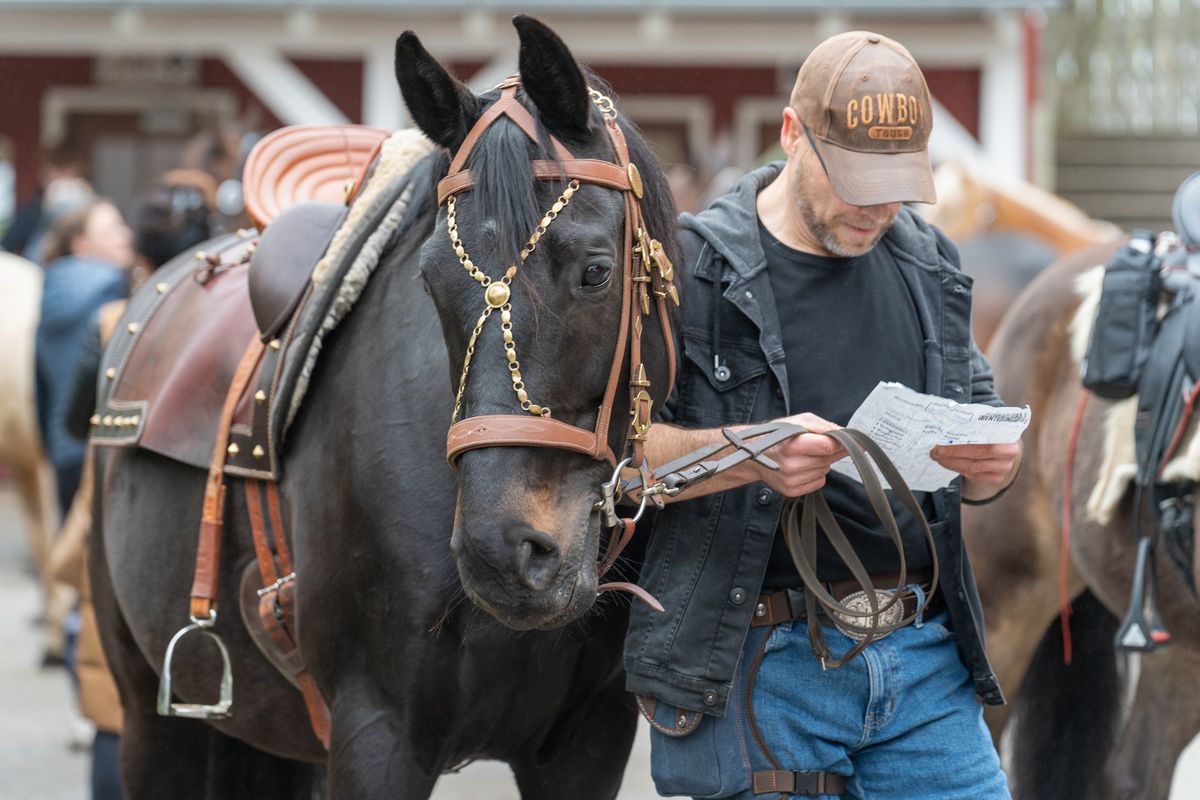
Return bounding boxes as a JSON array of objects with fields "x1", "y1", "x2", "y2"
[
  {"x1": 485, "y1": 283, "x2": 511, "y2": 308},
  {"x1": 627, "y1": 163, "x2": 644, "y2": 199}
]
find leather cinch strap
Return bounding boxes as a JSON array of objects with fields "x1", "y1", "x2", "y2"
[{"x1": 245, "y1": 480, "x2": 331, "y2": 749}]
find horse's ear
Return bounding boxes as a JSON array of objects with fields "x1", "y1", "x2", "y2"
[
  {"x1": 512, "y1": 15, "x2": 590, "y2": 139},
  {"x1": 394, "y1": 31, "x2": 478, "y2": 151}
]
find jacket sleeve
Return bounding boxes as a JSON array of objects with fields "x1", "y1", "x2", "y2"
[
  {"x1": 932, "y1": 221, "x2": 1005, "y2": 408},
  {"x1": 969, "y1": 338, "x2": 1003, "y2": 408}
]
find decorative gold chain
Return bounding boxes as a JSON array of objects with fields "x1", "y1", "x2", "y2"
[{"x1": 447, "y1": 179, "x2": 581, "y2": 422}]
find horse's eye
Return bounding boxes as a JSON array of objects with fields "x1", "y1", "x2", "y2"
[{"x1": 582, "y1": 263, "x2": 612, "y2": 288}]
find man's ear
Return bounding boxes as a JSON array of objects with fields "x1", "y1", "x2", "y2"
[
  {"x1": 780, "y1": 107, "x2": 804, "y2": 158},
  {"x1": 395, "y1": 31, "x2": 478, "y2": 151}
]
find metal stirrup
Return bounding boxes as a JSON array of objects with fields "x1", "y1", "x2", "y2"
[{"x1": 157, "y1": 610, "x2": 234, "y2": 719}]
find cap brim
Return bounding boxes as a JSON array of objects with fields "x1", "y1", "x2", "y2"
[{"x1": 812, "y1": 138, "x2": 937, "y2": 206}]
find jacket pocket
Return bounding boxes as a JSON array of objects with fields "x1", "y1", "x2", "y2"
[
  {"x1": 639, "y1": 694, "x2": 752, "y2": 798},
  {"x1": 675, "y1": 334, "x2": 769, "y2": 427}
]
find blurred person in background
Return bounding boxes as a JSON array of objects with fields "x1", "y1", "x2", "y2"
[
  {"x1": 2, "y1": 139, "x2": 94, "y2": 263},
  {"x1": 35, "y1": 199, "x2": 132, "y2": 517},
  {"x1": 34, "y1": 200, "x2": 131, "y2": 695},
  {"x1": 44, "y1": 173, "x2": 217, "y2": 800}
]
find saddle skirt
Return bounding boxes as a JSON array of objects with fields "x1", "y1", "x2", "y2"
[{"x1": 89, "y1": 126, "x2": 436, "y2": 478}]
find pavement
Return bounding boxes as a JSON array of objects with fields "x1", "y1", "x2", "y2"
[{"x1": 0, "y1": 479, "x2": 1196, "y2": 800}]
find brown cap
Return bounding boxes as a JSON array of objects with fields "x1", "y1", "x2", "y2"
[{"x1": 790, "y1": 31, "x2": 936, "y2": 206}]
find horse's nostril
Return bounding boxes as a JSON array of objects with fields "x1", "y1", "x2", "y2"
[{"x1": 515, "y1": 530, "x2": 561, "y2": 591}]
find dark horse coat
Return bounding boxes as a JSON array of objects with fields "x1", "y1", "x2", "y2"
[{"x1": 91, "y1": 17, "x2": 677, "y2": 800}]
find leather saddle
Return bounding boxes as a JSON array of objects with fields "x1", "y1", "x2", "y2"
[{"x1": 90, "y1": 125, "x2": 389, "y2": 476}]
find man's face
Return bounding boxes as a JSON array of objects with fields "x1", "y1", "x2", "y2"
[{"x1": 783, "y1": 110, "x2": 901, "y2": 258}]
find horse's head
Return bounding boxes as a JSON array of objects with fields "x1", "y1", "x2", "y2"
[{"x1": 397, "y1": 16, "x2": 678, "y2": 630}]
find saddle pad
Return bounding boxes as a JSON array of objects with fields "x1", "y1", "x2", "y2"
[{"x1": 242, "y1": 124, "x2": 391, "y2": 231}]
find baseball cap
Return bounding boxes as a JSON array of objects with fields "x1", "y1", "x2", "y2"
[{"x1": 790, "y1": 31, "x2": 936, "y2": 206}]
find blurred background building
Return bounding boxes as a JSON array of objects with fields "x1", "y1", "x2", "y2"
[
  {"x1": 0, "y1": 0, "x2": 1050, "y2": 223},
  {"x1": 0, "y1": 0, "x2": 1192, "y2": 235}
]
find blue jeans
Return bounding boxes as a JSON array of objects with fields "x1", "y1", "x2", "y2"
[{"x1": 648, "y1": 605, "x2": 1010, "y2": 799}]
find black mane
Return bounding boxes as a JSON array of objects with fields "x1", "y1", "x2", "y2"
[{"x1": 452, "y1": 71, "x2": 679, "y2": 277}]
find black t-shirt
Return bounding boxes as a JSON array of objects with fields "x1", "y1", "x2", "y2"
[{"x1": 759, "y1": 222, "x2": 937, "y2": 588}]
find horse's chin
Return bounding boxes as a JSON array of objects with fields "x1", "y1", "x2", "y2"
[{"x1": 459, "y1": 564, "x2": 598, "y2": 631}]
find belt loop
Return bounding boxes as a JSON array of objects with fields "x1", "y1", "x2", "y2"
[{"x1": 911, "y1": 584, "x2": 927, "y2": 628}]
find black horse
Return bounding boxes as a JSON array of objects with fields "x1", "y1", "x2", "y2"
[{"x1": 91, "y1": 17, "x2": 677, "y2": 799}]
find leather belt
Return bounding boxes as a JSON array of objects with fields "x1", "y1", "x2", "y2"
[{"x1": 751, "y1": 570, "x2": 939, "y2": 631}]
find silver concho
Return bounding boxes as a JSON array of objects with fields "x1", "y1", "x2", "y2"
[{"x1": 829, "y1": 589, "x2": 906, "y2": 642}]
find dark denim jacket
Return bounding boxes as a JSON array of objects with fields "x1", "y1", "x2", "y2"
[{"x1": 623, "y1": 163, "x2": 1006, "y2": 717}]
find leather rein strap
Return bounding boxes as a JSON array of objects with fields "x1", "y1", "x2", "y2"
[
  {"x1": 190, "y1": 337, "x2": 266, "y2": 621},
  {"x1": 628, "y1": 422, "x2": 939, "y2": 667},
  {"x1": 440, "y1": 82, "x2": 678, "y2": 472}
]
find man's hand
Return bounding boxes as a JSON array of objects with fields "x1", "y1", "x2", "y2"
[
  {"x1": 930, "y1": 442, "x2": 1022, "y2": 502},
  {"x1": 744, "y1": 412, "x2": 847, "y2": 498}
]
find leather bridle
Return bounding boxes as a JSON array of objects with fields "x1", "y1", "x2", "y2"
[{"x1": 439, "y1": 81, "x2": 678, "y2": 480}]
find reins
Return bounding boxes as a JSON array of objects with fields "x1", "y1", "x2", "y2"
[{"x1": 621, "y1": 422, "x2": 938, "y2": 666}]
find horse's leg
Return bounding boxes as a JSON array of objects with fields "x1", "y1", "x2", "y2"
[
  {"x1": 1007, "y1": 591, "x2": 1122, "y2": 800},
  {"x1": 509, "y1": 682, "x2": 637, "y2": 800},
  {"x1": 326, "y1": 699, "x2": 438, "y2": 799},
  {"x1": 1103, "y1": 646, "x2": 1200, "y2": 800},
  {"x1": 89, "y1": 476, "x2": 226, "y2": 799}
]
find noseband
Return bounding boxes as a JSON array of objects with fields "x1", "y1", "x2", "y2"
[{"x1": 440, "y1": 81, "x2": 678, "y2": 472}]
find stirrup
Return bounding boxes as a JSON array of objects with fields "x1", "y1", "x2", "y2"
[
  {"x1": 157, "y1": 610, "x2": 234, "y2": 719},
  {"x1": 1114, "y1": 537, "x2": 1171, "y2": 652}
]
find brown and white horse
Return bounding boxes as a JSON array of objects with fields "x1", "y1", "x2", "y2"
[{"x1": 964, "y1": 240, "x2": 1200, "y2": 799}]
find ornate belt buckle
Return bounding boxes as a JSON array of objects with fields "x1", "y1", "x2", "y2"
[{"x1": 829, "y1": 589, "x2": 905, "y2": 642}]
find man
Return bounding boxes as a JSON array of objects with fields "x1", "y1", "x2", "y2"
[{"x1": 625, "y1": 32, "x2": 1022, "y2": 799}]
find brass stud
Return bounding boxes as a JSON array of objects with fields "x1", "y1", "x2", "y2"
[
  {"x1": 105, "y1": 367, "x2": 116, "y2": 379},
  {"x1": 269, "y1": 339, "x2": 281, "y2": 351},
  {"x1": 103, "y1": 415, "x2": 113, "y2": 427},
  {"x1": 227, "y1": 443, "x2": 240, "y2": 457},
  {"x1": 131, "y1": 414, "x2": 140, "y2": 426},
  {"x1": 194, "y1": 251, "x2": 207, "y2": 261},
  {"x1": 89, "y1": 414, "x2": 100, "y2": 426},
  {"x1": 127, "y1": 322, "x2": 140, "y2": 334},
  {"x1": 247, "y1": 242, "x2": 258, "y2": 255},
  {"x1": 485, "y1": 283, "x2": 511, "y2": 309},
  {"x1": 627, "y1": 163, "x2": 644, "y2": 199},
  {"x1": 155, "y1": 282, "x2": 169, "y2": 294},
  {"x1": 114, "y1": 416, "x2": 125, "y2": 427},
  {"x1": 252, "y1": 445, "x2": 265, "y2": 459},
  {"x1": 254, "y1": 390, "x2": 267, "y2": 403}
]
